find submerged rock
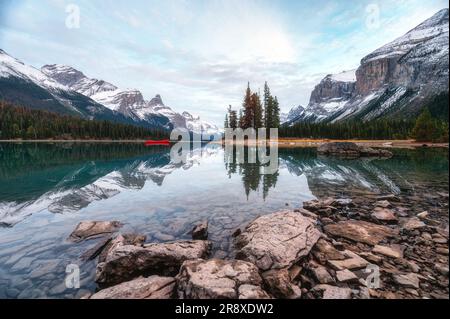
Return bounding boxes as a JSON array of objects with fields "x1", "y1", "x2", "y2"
[
  {"x1": 234, "y1": 210, "x2": 321, "y2": 271},
  {"x1": 324, "y1": 220, "x2": 398, "y2": 245},
  {"x1": 191, "y1": 221, "x2": 209, "y2": 240},
  {"x1": 176, "y1": 259, "x2": 270, "y2": 299},
  {"x1": 96, "y1": 240, "x2": 211, "y2": 287},
  {"x1": 68, "y1": 221, "x2": 123, "y2": 242},
  {"x1": 90, "y1": 276, "x2": 175, "y2": 299},
  {"x1": 80, "y1": 236, "x2": 113, "y2": 261}
]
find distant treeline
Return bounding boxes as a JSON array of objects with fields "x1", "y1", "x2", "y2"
[
  {"x1": 0, "y1": 101, "x2": 169, "y2": 140},
  {"x1": 279, "y1": 119, "x2": 416, "y2": 140}
]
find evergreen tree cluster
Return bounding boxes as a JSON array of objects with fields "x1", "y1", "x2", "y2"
[
  {"x1": 410, "y1": 108, "x2": 449, "y2": 142},
  {"x1": 279, "y1": 107, "x2": 449, "y2": 142},
  {"x1": 0, "y1": 101, "x2": 168, "y2": 140},
  {"x1": 224, "y1": 82, "x2": 280, "y2": 130},
  {"x1": 279, "y1": 119, "x2": 415, "y2": 140}
]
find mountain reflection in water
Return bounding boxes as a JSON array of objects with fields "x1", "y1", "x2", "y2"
[
  {"x1": 0, "y1": 142, "x2": 447, "y2": 298},
  {"x1": 0, "y1": 143, "x2": 448, "y2": 227}
]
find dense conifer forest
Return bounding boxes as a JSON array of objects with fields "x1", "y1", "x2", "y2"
[{"x1": 0, "y1": 101, "x2": 168, "y2": 140}]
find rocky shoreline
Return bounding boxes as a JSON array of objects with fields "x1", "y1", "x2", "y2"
[{"x1": 70, "y1": 190, "x2": 449, "y2": 299}]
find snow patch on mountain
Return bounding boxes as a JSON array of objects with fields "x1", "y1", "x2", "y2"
[
  {"x1": 329, "y1": 69, "x2": 356, "y2": 82},
  {"x1": 1, "y1": 50, "x2": 68, "y2": 91},
  {"x1": 362, "y1": 8, "x2": 449, "y2": 63},
  {"x1": 289, "y1": 9, "x2": 449, "y2": 124},
  {"x1": 281, "y1": 105, "x2": 306, "y2": 125},
  {"x1": 42, "y1": 64, "x2": 219, "y2": 133}
]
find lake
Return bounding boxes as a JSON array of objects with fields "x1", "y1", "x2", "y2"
[{"x1": 0, "y1": 142, "x2": 448, "y2": 298}]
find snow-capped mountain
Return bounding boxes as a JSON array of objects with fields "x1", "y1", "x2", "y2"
[
  {"x1": 182, "y1": 111, "x2": 222, "y2": 139},
  {"x1": 0, "y1": 49, "x2": 167, "y2": 127},
  {"x1": 290, "y1": 8, "x2": 449, "y2": 124},
  {"x1": 42, "y1": 64, "x2": 221, "y2": 136},
  {"x1": 1, "y1": 49, "x2": 67, "y2": 91},
  {"x1": 291, "y1": 70, "x2": 357, "y2": 123},
  {"x1": 281, "y1": 105, "x2": 306, "y2": 125}
]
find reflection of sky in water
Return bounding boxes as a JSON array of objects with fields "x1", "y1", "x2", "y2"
[{"x1": 0, "y1": 143, "x2": 448, "y2": 298}]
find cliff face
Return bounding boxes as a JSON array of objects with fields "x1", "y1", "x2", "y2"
[
  {"x1": 289, "y1": 71, "x2": 357, "y2": 123},
  {"x1": 355, "y1": 58, "x2": 396, "y2": 95},
  {"x1": 290, "y1": 8, "x2": 449, "y2": 124},
  {"x1": 310, "y1": 76, "x2": 356, "y2": 104}
]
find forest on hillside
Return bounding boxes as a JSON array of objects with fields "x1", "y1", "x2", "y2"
[
  {"x1": 225, "y1": 85, "x2": 448, "y2": 142},
  {"x1": 279, "y1": 94, "x2": 449, "y2": 142},
  {"x1": 0, "y1": 101, "x2": 168, "y2": 140}
]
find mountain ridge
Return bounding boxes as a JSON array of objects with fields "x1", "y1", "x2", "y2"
[
  {"x1": 1, "y1": 50, "x2": 220, "y2": 136},
  {"x1": 284, "y1": 8, "x2": 449, "y2": 125},
  {"x1": 41, "y1": 64, "x2": 221, "y2": 137}
]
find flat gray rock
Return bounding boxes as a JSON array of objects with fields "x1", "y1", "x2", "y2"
[
  {"x1": 90, "y1": 276, "x2": 175, "y2": 299},
  {"x1": 234, "y1": 210, "x2": 321, "y2": 271},
  {"x1": 324, "y1": 220, "x2": 398, "y2": 245},
  {"x1": 96, "y1": 240, "x2": 211, "y2": 287},
  {"x1": 176, "y1": 259, "x2": 269, "y2": 299},
  {"x1": 68, "y1": 221, "x2": 123, "y2": 242},
  {"x1": 311, "y1": 284, "x2": 353, "y2": 299}
]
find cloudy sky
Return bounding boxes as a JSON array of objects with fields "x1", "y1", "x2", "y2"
[{"x1": 0, "y1": 0, "x2": 447, "y2": 125}]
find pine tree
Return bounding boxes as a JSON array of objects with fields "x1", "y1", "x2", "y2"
[
  {"x1": 263, "y1": 82, "x2": 272, "y2": 128},
  {"x1": 224, "y1": 113, "x2": 229, "y2": 128},
  {"x1": 272, "y1": 96, "x2": 280, "y2": 128},
  {"x1": 238, "y1": 109, "x2": 244, "y2": 128},
  {"x1": 252, "y1": 93, "x2": 263, "y2": 129},
  {"x1": 411, "y1": 108, "x2": 438, "y2": 142},
  {"x1": 242, "y1": 83, "x2": 253, "y2": 129},
  {"x1": 229, "y1": 107, "x2": 238, "y2": 129}
]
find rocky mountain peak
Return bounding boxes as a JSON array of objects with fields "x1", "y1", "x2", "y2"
[
  {"x1": 148, "y1": 94, "x2": 164, "y2": 107},
  {"x1": 310, "y1": 73, "x2": 356, "y2": 104},
  {"x1": 41, "y1": 64, "x2": 118, "y2": 97},
  {"x1": 361, "y1": 8, "x2": 449, "y2": 65},
  {"x1": 290, "y1": 9, "x2": 449, "y2": 124},
  {"x1": 41, "y1": 64, "x2": 86, "y2": 87},
  {"x1": 182, "y1": 111, "x2": 200, "y2": 121}
]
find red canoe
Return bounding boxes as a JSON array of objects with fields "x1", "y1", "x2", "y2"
[{"x1": 144, "y1": 139, "x2": 170, "y2": 146}]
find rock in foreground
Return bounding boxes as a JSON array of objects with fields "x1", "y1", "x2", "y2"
[
  {"x1": 96, "y1": 240, "x2": 211, "y2": 286},
  {"x1": 68, "y1": 221, "x2": 123, "y2": 242},
  {"x1": 176, "y1": 259, "x2": 270, "y2": 299},
  {"x1": 90, "y1": 276, "x2": 175, "y2": 299},
  {"x1": 234, "y1": 210, "x2": 321, "y2": 271},
  {"x1": 324, "y1": 220, "x2": 398, "y2": 245}
]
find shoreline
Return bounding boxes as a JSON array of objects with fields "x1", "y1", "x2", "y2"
[
  {"x1": 0, "y1": 139, "x2": 448, "y2": 148},
  {"x1": 74, "y1": 190, "x2": 449, "y2": 300},
  {"x1": 219, "y1": 138, "x2": 449, "y2": 149}
]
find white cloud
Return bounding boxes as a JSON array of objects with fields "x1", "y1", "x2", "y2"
[{"x1": 1, "y1": 0, "x2": 448, "y2": 124}]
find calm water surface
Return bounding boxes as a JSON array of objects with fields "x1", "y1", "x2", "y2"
[{"x1": 0, "y1": 142, "x2": 448, "y2": 298}]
